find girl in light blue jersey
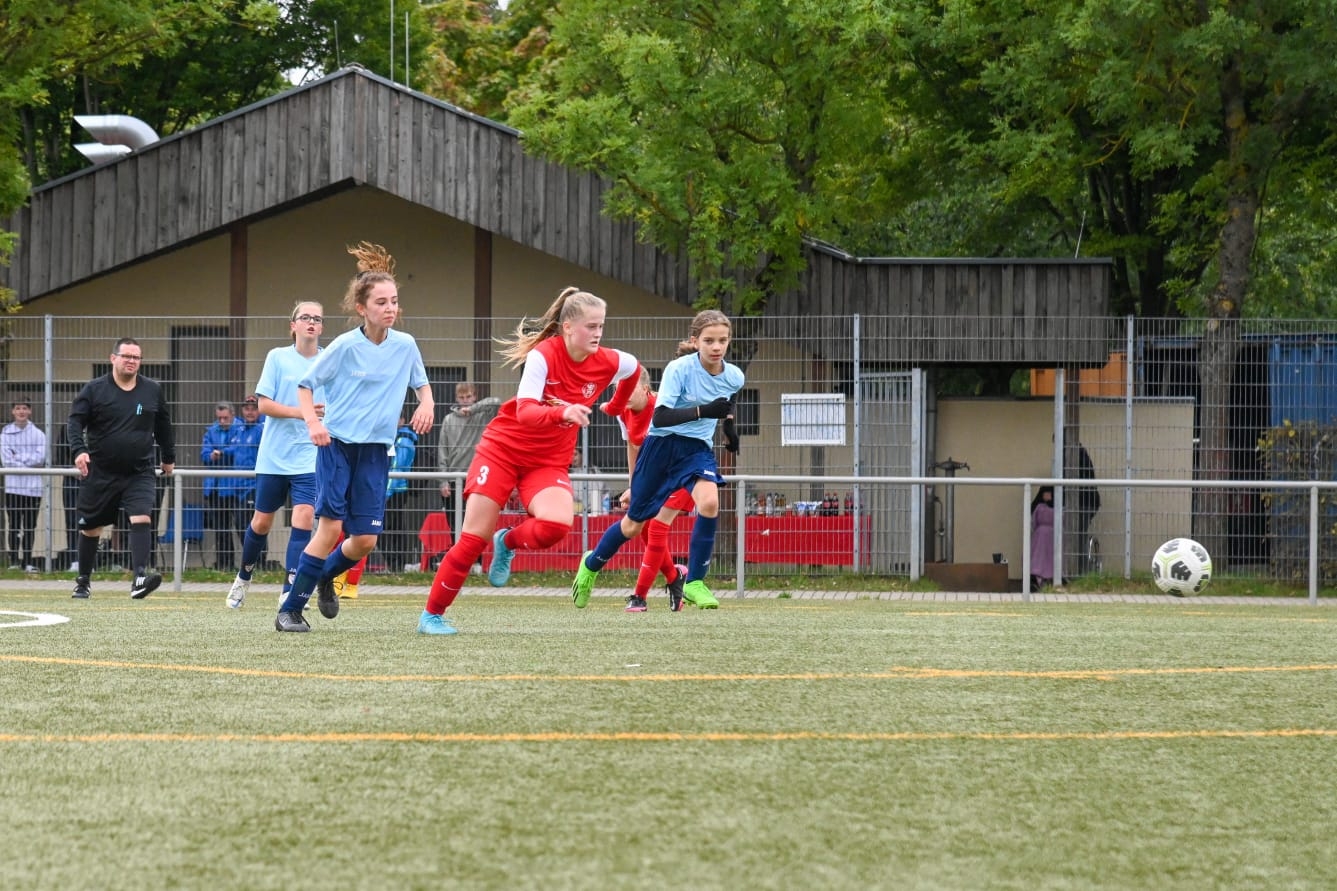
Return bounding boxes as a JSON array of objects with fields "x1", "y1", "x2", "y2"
[
  {"x1": 227, "y1": 301, "x2": 324, "y2": 609},
  {"x1": 274, "y1": 243, "x2": 434, "y2": 633},
  {"x1": 571, "y1": 310, "x2": 744, "y2": 609}
]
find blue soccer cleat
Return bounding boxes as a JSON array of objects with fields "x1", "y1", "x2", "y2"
[
  {"x1": 417, "y1": 610, "x2": 458, "y2": 635},
  {"x1": 488, "y1": 527, "x2": 515, "y2": 587}
]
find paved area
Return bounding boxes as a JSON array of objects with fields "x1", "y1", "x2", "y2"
[{"x1": 7, "y1": 577, "x2": 1329, "y2": 606}]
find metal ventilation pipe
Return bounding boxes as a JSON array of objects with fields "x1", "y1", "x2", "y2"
[
  {"x1": 73, "y1": 143, "x2": 133, "y2": 164},
  {"x1": 74, "y1": 114, "x2": 160, "y2": 151}
]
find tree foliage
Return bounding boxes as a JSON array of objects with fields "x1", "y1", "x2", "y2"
[
  {"x1": 507, "y1": 0, "x2": 907, "y2": 314},
  {"x1": 0, "y1": 0, "x2": 231, "y2": 307}
]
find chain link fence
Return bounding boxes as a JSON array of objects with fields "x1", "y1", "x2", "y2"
[{"x1": 3, "y1": 313, "x2": 1336, "y2": 592}]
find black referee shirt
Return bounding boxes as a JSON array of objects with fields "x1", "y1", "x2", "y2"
[{"x1": 67, "y1": 374, "x2": 177, "y2": 474}]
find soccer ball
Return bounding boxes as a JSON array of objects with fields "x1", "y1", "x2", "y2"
[{"x1": 1150, "y1": 538, "x2": 1212, "y2": 596}]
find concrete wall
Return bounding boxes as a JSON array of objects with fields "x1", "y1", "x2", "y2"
[{"x1": 936, "y1": 398, "x2": 1195, "y2": 578}]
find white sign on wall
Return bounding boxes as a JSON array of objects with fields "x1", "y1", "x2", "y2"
[{"x1": 780, "y1": 393, "x2": 847, "y2": 446}]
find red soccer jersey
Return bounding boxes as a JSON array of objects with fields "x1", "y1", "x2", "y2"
[
  {"x1": 479, "y1": 337, "x2": 633, "y2": 463},
  {"x1": 619, "y1": 391, "x2": 655, "y2": 448}
]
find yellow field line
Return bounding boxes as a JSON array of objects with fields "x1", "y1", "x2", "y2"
[
  {"x1": 0, "y1": 728, "x2": 1333, "y2": 744},
  {"x1": 3, "y1": 653, "x2": 1336, "y2": 682}
]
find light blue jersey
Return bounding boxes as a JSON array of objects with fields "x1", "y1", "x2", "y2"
[
  {"x1": 254, "y1": 344, "x2": 323, "y2": 476},
  {"x1": 649, "y1": 352, "x2": 746, "y2": 443},
  {"x1": 299, "y1": 326, "x2": 428, "y2": 445}
]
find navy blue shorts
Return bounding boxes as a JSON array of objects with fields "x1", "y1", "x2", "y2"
[
  {"x1": 253, "y1": 472, "x2": 317, "y2": 515},
  {"x1": 627, "y1": 434, "x2": 723, "y2": 523},
  {"x1": 315, "y1": 440, "x2": 390, "y2": 536}
]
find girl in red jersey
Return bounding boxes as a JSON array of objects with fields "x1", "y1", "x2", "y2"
[{"x1": 417, "y1": 287, "x2": 642, "y2": 635}]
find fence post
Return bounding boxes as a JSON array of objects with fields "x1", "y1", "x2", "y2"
[
  {"x1": 1309, "y1": 484, "x2": 1319, "y2": 605},
  {"x1": 1022, "y1": 482, "x2": 1033, "y2": 602},
  {"x1": 735, "y1": 479, "x2": 747, "y2": 596},
  {"x1": 170, "y1": 473, "x2": 186, "y2": 590},
  {"x1": 1123, "y1": 314, "x2": 1134, "y2": 579}
]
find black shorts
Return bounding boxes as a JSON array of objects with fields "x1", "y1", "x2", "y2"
[{"x1": 76, "y1": 466, "x2": 157, "y2": 530}]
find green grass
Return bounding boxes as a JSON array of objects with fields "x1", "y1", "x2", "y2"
[{"x1": 2, "y1": 588, "x2": 1336, "y2": 889}]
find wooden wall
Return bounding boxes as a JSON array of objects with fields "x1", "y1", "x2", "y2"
[{"x1": 1, "y1": 67, "x2": 1113, "y2": 365}]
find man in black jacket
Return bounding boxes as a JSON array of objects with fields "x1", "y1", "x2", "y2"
[{"x1": 67, "y1": 337, "x2": 176, "y2": 600}]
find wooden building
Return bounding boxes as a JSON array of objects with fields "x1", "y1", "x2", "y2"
[{"x1": 0, "y1": 65, "x2": 1112, "y2": 368}]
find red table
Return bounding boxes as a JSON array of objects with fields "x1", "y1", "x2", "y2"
[
  {"x1": 499, "y1": 512, "x2": 694, "y2": 572},
  {"x1": 742, "y1": 514, "x2": 872, "y2": 566},
  {"x1": 490, "y1": 511, "x2": 871, "y2": 571}
]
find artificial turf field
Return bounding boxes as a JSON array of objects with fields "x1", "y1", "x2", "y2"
[{"x1": 2, "y1": 583, "x2": 1336, "y2": 890}]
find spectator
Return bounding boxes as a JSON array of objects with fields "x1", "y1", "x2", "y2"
[
  {"x1": 437, "y1": 382, "x2": 501, "y2": 521},
  {"x1": 1029, "y1": 486, "x2": 1055, "y2": 589},
  {"x1": 382, "y1": 412, "x2": 419, "y2": 572},
  {"x1": 2, "y1": 397, "x2": 47, "y2": 571},
  {"x1": 201, "y1": 400, "x2": 240, "y2": 569},
  {"x1": 226, "y1": 395, "x2": 265, "y2": 565},
  {"x1": 67, "y1": 336, "x2": 176, "y2": 600}
]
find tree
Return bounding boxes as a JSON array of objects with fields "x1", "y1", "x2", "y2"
[
  {"x1": 14, "y1": 1, "x2": 317, "y2": 187},
  {"x1": 0, "y1": 0, "x2": 229, "y2": 307},
  {"x1": 889, "y1": 0, "x2": 1337, "y2": 559},
  {"x1": 287, "y1": 0, "x2": 438, "y2": 87},
  {"x1": 507, "y1": 0, "x2": 906, "y2": 316}
]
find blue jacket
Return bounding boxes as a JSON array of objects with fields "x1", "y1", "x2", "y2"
[
  {"x1": 386, "y1": 426, "x2": 418, "y2": 497},
  {"x1": 200, "y1": 421, "x2": 234, "y2": 498},
  {"x1": 224, "y1": 418, "x2": 264, "y2": 498}
]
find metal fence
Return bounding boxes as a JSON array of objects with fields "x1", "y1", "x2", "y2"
[{"x1": 3, "y1": 313, "x2": 1337, "y2": 593}]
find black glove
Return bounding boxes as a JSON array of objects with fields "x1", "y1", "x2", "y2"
[
  {"x1": 723, "y1": 417, "x2": 740, "y2": 453},
  {"x1": 698, "y1": 397, "x2": 732, "y2": 419}
]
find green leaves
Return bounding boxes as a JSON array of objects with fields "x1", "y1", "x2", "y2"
[{"x1": 510, "y1": 0, "x2": 903, "y2": 313}]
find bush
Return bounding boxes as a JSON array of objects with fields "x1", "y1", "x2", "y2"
[{"x1": 1257, "y1": 420, "x2": 1337, "y2": 581}]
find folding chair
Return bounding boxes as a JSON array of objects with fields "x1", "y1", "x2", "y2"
[{"x1": 159, "y1": 503, "x2": 205, "y2": 569}]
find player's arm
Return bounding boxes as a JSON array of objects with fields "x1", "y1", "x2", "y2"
[
  {"x1": 513, "y1": 351, "x2": 589, "y2": 426},
  {"x1": 599, "y1": 352, "x2": 642, "y2": 416},
  {"x1": 409, "y1": 383, "x2": 435, "y2": 435},
  {"x1": 297, "y1": 385, "x2": 329, "y2": 446},
  {"x1": 257, "y1": 395, "x2": 298, "y2": 420},
  {"x1": 653, "y1": 396, "x2": 731, "y2": 427}
]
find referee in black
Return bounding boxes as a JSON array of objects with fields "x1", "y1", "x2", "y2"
[{"x1": 67, "y1": 337, "x2": 176, "y2": 599}]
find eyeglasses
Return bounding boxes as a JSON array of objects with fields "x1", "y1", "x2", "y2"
[
  {"x1": 115, "y1": 354, "x2": 142, "y2": 361},
  {"x1": 295, "y1": 314, "x2": 323, "y2": 324}
]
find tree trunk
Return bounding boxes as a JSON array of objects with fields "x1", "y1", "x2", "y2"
[{"x1": 1196, "y1": 77, "x2": 1258, "y2": 564}]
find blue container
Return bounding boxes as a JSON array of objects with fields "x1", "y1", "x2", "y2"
[{"x1": 1268, "y1": 336, "x2": 1337, "y2": 427}]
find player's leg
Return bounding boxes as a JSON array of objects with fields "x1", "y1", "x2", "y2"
[
  {"x1": 681, "y1": 475, "x2": 723, "y2": 609},
  {"x1": 420, "y1": 493, "x2": 503, "y2": 634},
  {"x1": 421, "y1": 447, "x2": 516, "y2": 632},
  {"x1": 123, "y1": 471, "x2": 161, "y2": 599},
  {"x1": 491, "y1": 465, "x2": 572, "y2": 587}
]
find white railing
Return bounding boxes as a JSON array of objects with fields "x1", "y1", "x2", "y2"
[{"x1": 6, "y1": 468, "x2": 1334, "y2": 603}]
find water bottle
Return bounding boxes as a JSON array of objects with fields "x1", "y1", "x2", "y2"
[{"x1": 602, "y1": 491, "x2": 611, "y2": 514}]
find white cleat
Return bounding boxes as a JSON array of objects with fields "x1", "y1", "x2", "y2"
[{"x1": 227, "y1": 576, "x2": 250, "y2": 609}]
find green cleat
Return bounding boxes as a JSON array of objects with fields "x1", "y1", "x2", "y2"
[
  {"x1": 682, "y1": 579, "x2": 719, "y2": 609},
  {"x1": 570, "y1": 551, "x2": 600, "y2": 608}
]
